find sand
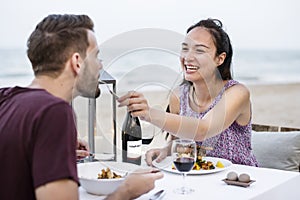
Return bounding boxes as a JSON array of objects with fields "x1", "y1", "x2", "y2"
[
  {"x1": 73, "y1": 82, "x2": 300, "y2": 135},
  {"x1": 247, "y1": 83, "x2": 300, "y2": 129},
  {"x1": 72, "y1": 82, "x2": 300, "y2": 153}
]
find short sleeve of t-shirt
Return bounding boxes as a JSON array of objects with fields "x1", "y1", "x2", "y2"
[{"x1": 32, "y1": 102, "x2": 78, "y2": 188}]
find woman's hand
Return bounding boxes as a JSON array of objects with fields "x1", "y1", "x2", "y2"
[
  {"x1": 145, "y1": 147, "x2": 169, "y2": 166},
  {"x1": 117, "y1": 91, "x2": 151, "y2": 122}
]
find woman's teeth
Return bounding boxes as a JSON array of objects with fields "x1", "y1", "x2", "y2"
[{"x1": 186, "y1": 65, "x2": 199, "y2": 70}]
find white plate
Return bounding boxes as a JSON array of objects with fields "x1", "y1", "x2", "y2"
[
  {"x1": 152, "y1": 156, "x2": 232, "y2": 175},
  {"x1": 77, "y1": 161, "x2": 140, "y2": 195},
  {"x1": 77, "y1": 161, "x2": 140, "y2": 180},
  {"x1": 94, "y1": 153, "x2": 115, "y2": 161}
]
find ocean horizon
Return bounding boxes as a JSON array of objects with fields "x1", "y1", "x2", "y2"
[{"x1": 1, "y1": 48, "x2": 300, "y2": 93}]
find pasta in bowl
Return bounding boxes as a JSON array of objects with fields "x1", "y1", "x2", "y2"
[{"x1": 78, "y1": 161, "x2": 135, "y2": 195}]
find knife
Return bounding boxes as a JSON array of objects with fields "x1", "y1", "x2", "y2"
[{"x1": 149, "y1": 190, "x2": 165, "y2": 200}]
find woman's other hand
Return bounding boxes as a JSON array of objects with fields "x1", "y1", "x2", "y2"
[{"x1": 145, "y1": 147, "x2": 169, "y2": 166}]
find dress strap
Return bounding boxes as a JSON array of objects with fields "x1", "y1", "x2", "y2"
[
  {"x1": 202, "y1": 80, "x2": 240, "y2": 114},
  {"x1": 224, "y1": 80, "x2": 239, "y2": 89},
  {"x1": 179, "y1": 80, "x2": 240, "y2": 116}
]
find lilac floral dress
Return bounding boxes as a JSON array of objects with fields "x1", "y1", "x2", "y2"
[{"x1": 180, "y1": 80, "x2": 258, "y2": 166}]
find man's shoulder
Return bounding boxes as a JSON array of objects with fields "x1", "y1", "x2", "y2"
[
  {"x1": 1, "y1": 86, "x2": 48, "y2": 98},
  {"x1": 4, "y1": 87, "x2": 69, "y2": 110},
  {"x1": 13, "y1": 87, "x2": 63, "y2": 103}
]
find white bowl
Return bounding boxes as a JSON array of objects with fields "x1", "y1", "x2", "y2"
[{"x1": 77, "y1": 161, "x2": 138, "y2": 196}]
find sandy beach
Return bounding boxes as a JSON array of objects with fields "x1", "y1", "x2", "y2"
[
  {"x1": 247, "y1": 83, "x2": 300, "y2": 129},
  {"x1": 1, "y1": 79, "x2": 297, "y2": 155},
  {"x1": 73, "y1": 82, "x2": 300, "y2": 152}
]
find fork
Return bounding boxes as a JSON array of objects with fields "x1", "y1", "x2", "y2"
[{"x1": 99, "y1": 80, "x2": 119, "y2": 99}]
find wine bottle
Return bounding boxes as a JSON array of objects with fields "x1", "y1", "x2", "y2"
[
  {"x1": 141, "y1": 121, "x2": 154, "y2": 145},
  {"x1": 122, "y1": 112, "x2": 142, "y2": 165}
]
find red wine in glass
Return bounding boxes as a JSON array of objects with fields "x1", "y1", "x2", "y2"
[
  {"x1": 173, "y1": 157, "x2": 195, "y2": 172},
  {"x1": 172, "y1": 139, "x2": 196, "y2": 195}
]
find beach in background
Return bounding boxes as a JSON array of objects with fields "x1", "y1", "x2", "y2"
[{"x1": 1, "y1": 48, "x2": 300, "y2": 152}]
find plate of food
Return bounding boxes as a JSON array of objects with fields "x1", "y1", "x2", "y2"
[
  {"x1": 77, "y1": 161, "x2": 140, "y2": 195},
  {"x1": 152, "y1": 156, "x2": 232, "y2": 175}
]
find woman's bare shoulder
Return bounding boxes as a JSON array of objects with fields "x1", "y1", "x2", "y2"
[
  {"x1": 226, "y1": 82, "x2": 251, "y2": 125},
  {"x1": 227, "y1": 82, "x2": 250, "y2": 99}
]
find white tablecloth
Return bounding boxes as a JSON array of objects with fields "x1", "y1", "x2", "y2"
[{"x1": 79, "y1": 163, "x2": 300, "y2": 200}]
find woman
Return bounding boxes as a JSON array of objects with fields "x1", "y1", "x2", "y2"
[{"x1": 118, "y1": 18, "x2": 258, "y2": 166}]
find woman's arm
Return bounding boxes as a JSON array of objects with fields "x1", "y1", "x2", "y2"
[
  {"x1": 118, "y1": 84, "x2": 251, "y2": 141},
  {"x1": 166, "y1": 87, "x2": 180, "y2": 141}
]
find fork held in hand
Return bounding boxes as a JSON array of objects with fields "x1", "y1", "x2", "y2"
[{"x1": 99, "y1": 80, "x2": 119, "y2": 99}]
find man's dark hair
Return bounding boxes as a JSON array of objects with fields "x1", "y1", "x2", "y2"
[{"x1": 27, "y1": 14, "x2": 94, "y2": 76}]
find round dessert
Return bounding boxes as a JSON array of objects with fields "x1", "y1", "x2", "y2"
[
  {"x1": 226, "y1": 171, "x2": 238, "y2": 181},
  {"x1": 238, "y1": 173, "x2": 251, "y2": 183}
]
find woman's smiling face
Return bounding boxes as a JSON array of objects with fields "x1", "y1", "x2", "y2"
[{"x1": 180, "y1": 27, "x2": 219, "y2": 82}]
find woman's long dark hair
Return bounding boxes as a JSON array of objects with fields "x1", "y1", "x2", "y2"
[{"x1": 182, "y1": 18, "x2": 233, "y2": 86}]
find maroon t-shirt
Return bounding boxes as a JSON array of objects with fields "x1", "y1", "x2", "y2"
[{"x1": 0, "y1": 87, "x2": 79, "y2": 199}]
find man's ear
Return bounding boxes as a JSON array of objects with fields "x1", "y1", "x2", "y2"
[
  {"x1": 217, "y1": 52, "x2": 226, "y2": 66},
  {"x1": 70, "y1": 52, "x2": 82, "y2": 75}
]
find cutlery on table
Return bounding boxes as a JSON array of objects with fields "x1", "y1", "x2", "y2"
[
  {"x1": 99, "y1": 80, "x2": 119, "y2": 99},
  {"x1": 149, "y1": 189, "x2": 165, "y2": 200}
]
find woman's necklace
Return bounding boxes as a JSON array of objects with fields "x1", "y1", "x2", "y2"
[{"x1": 191, "y1": 86, "x2": 204, "y2": 107}]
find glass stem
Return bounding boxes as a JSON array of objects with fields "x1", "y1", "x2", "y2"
[{"x1": 182, "y1": 172, "x2": 187, "y2": 190}]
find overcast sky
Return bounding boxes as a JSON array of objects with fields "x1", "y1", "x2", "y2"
[{"x1": 1, "y1": 0, "x2": 299, "y2": 50}]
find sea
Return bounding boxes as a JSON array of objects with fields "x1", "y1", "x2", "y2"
[
  {"x1": 1, "y1": 48, "x2": 299, "y2": 150},
  {"x1": 1, "y1": 48, "x2": 300, "y2": 93}
]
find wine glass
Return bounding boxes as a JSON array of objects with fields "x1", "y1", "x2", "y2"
[{"x1": 172, "y1": 139, "x2": 196, "y2": 195}]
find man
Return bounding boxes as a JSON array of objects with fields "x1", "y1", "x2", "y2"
[{"x1": 0, "y1": 14, "x2": 163, "y2": 200}]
